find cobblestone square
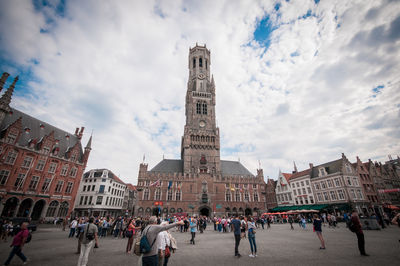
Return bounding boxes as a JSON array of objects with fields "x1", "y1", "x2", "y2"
[{"x1": 1, "y1": 223, "x2": 399, "y2": 266}]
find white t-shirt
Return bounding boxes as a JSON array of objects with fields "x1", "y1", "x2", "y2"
[
  {"x1": 71, "y1": 220, "x2": 78, "y2": 228},
  {"x1": 157, "y1": 231, "x2": 170, "y2": 251}
]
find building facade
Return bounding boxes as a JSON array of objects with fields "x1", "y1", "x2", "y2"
[
  {"x1": 310, "y1": 153, "x2": 367, "y2": 213},
  {"x1": 0, "y1": 72, "x2": 91, "y2": 220},
  {"x1": 73, "y1": 169, "x2": 128, "y2": 217},
  {"x1": 265, "y1": 178, "x2": 277, "y2": 210},
  {"x1": 275, "y1": 171, "x2": 294, "y2": 206},
  {"x1": 136, "y1": 44, "x2": 266, "y2": 218},
  {"x1": 289, "y1": 168, "x2": 315, "y2": 206}
]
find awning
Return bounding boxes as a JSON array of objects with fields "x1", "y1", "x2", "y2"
[{"x1": 270, "y1": 204, "x2": 329, "y2": 212}]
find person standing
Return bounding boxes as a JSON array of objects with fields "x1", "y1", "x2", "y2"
[
  {"x1": 351, "y1": 209, "x2": 369, "y2": 256},
  {"x1": 189, "y1": 218, "x2": 197, "y2": 244},
  {"x1": 157, "y1": 221, "x2": 171, "y2": 266},
  {"x1": 3, "y1": 222, "x2": 29, "y2": 265},
  {"x1": 69, "y1": 218, "x2": 78, "y2": 238},
  {"x1": 231, "y1": 215, "x2": 242, "y2": 258},
  {"x1": 77, "y1": 217, "x2": 99, "y2": 266},
  {"x1": 247, "y1": 217, "x2": 257, "y2": 258},
  {"x1": 142, "y1": 216, "x2": 184, "y2": 266},
  {"x1": 126, "y1": 219, "x2": 135, "y2": 254},
  {"x1": 313, "y1": 214, "x2": 325, "y2": 249}
]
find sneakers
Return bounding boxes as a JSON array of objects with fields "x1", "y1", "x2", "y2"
[{"x1": 249, "y1": 254, "x2": 255, "y2": 258}]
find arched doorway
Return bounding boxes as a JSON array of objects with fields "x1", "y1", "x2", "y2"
[
  {"x1": 17, "y1": 198, "x2": 33, "y2": 217},
  {"x1": 46, "y1": 201, "x2": 59, "y2": 217},
  {"x1": 199, "y1": 206, "x2": 211, "y2": 217},
  {"x1": 245, "y1": 208, "x2": 252, "y2": 216},
  {"x1": 1, "y1": 197, "x2": 19, "y2": 217},
  {"x1": 31, "y1": 200, "x2": 46, "y2": 220},
  {"x1": 57, "y1": 201, "x2": 69, "y2": 217}
]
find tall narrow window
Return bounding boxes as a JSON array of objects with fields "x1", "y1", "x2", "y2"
[
  {"x1": 202, "y1": 102, "x2": 207, "y2": 114},
  {"x1": 199, "y1": 57, "x2": 203, "y2": 67},
  {"x1": 143, "y1": 189, "x2": 149, "y2": 200},
  {"x1": 193, "y1": 58, "x2": 196, "y2": 68},
  {"x1": 196, "y1": 102, "x2": 201, "y2": 114},
  {"x1": 205, "y1": 59, "x2": 208, "y2": 69},
  {"x1": 0, "y1": 170, "x2": 10, "y2": 185}
]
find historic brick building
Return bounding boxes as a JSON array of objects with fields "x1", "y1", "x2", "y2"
[
  {"x1": 136, "y1": 44, "x2": 266, "y2": 217},
  {"x1": 265, "y1": 178, "x2": 277, "y2": 210},
  {"x1": 0, "y1": 72, "x2": 91, "y2": 220}
]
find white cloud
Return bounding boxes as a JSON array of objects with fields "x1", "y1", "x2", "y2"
[{"x1": 0, "y1": 0, "x2": 399, "y2": 182}]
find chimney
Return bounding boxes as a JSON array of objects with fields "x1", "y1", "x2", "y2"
[
  {"x1": 0, "y1": 72, "x2": 10, "y2": 92},
  {"x1": 309, "y1": 163, "x2": 313, "y2": 169},
  {"x1": 78, "y1": 127, "x2": 85, "y2": 139},
  {"x1": 75, "y1": 128, "x2": 79, "y2": 136}
]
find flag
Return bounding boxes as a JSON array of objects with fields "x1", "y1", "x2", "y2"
[
  {"x1": 240, "y1": 184, "x2": 243, "y2": 193},
  {"x1": 150, "y1": 179, "x2": 160, "y2": 187},
  {"x1": 230, "y1": 184, "x2": 235, "y2": 192},
  {"x1": 177, "y1": 182, "x2": 182, "y2": 191},
  {"x1": 168, "y1": 181, "x2": 172, "y2": 190}
]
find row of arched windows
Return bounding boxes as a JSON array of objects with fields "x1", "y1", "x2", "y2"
[
  {"x1": 137, "y1": 207, "x2": 183, "y2": 214},
  {"x1": 196, "y1": 101, "x2": 207, "y2": 114},
  {"x1": 225, "y1": 191, "x2": 259, "y2": 202},
  {"x1": 143, "y1": 188, "x2": 182, "y2": 201},
  {"x1": 190, "y1": 135, "x2": 215, "y2": 142},
  {"x1": 193, "y1": 57, "x2": 208, "y2": 69}
]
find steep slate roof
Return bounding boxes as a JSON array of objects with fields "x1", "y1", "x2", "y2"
[
  {"x1": 149, "y1": 159, "x2": 254, "y2": 177},
  {"x1": 83, "y1": 168, "x2": 126, "y2": 185},
  {"x1": 310, "y1": 158, "x2": 342, "y2": 179},
  {"x1": 220, "y1": 160, "x2": 254, "y2": 177},
  {"x1": 150, "y1": 159, "x2": 183, "y2": 173},
  {"x1": 290, "y1": 169, "x2": 311, "y2": 180},
  {"x1": 0, "y1": 108, "x2": 83, "y2": 160}
]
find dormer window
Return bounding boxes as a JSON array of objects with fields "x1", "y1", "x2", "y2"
[
  {"x1": 43, "y1": 146, "x2": 50, "y2": 155},
  {"x1": 6, "y1": 132, "x2": 17, "y2": 144},
  {"x1": 319, "y1": 167, "x2": 327, "y2": 177}
]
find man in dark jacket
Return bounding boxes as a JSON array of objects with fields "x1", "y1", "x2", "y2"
[{"x1": 351, "y1": 209, "x2": 369, "y2": 256}]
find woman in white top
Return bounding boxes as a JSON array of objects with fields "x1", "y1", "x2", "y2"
[
  {"x1": 157, "y1": 221, "x2": 171, "y2": 266},
  {"x1": 247, "y1": 217, "x2": 257, "y2": 258}
]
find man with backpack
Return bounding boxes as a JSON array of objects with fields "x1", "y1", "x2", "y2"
[
  {"x1": 77, "y1": 217, "x2": 99, "y2": 266},
  {"x1": 3, "y1": 222, "x2": 29, "y2": 265},
  {"x1": 141, "y1": 216, "x2": 184, "y2": 266}
]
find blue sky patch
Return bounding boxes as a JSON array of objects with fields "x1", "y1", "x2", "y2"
[
  {"x1": 253, "y1": 15, "x2": 276, "y2": 49},
  {"x1": 315, "y1": 0, "x2": 320, "y2": 4},
  {"x1": 274, "y1": 3, "x2": 281, "y2": 11},
  {"x1": 290, "y1": 51, "x2": 300, "y2": 57},
  {"x1": 372, "y1": 85, "x2": 384, "y2": 93}
]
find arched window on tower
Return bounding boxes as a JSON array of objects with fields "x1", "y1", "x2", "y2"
[
  {"x1": 193, "y1": 58, "x2": 196, "y2": 69},
  {"x1": 196, "y1": 102, "x2": 201, "y2": 114},
  {"x1": 205, "y1": 59, "x2": 208, "y2": 69},
  {"x1": 199, "y1": 57, "x2": 203, "y2": 67},
  {"x1": 143, "y1": 189, "x2": 149, "y2": 200},
  {"x1": 202, "y1": 102, "x2": 207, "y2": 115}
]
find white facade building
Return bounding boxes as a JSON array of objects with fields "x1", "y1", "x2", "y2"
[
  {"x1": 290, "y1": 168, "x2": 315, "y2": 205},
  {"x1": 73, "y1": 169, "x2": 127, "y2": 217},
  {"x1": 275, "y1": 171, "x2": 294, "y2": 206}
]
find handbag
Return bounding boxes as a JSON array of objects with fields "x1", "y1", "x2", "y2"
[
  {"x1": 133, "y1": 237, "x2": 141, "y2": 256},
  {"x1": 125, "y1": 230, "x2": 133, "y2": 238},
  {"x1": 165, "y1": 245, "x2": 171, "y2": 258}
]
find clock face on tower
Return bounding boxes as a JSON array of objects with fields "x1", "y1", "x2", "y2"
[
  {"x1": 198, "y1": 73, "x2": 205, "y2": 79},
  {"x1": 199, "y1": 121, "x2": 206, "y2": 128}
]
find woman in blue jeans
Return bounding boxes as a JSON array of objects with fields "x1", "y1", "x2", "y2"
[{"x1": 247, "y1": 217, "x2": 257, "y2": 257}]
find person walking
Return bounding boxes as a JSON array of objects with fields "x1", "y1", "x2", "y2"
[
  {"x1": 247, "y1": 217, "x2": 257, "y2": 258},
  {"x1": 77, "y1": 217, "x2": 99, "y2": 266},
  {"x1": 141, "y1": 216, "x2": 184, "y2": 266},
  {"x1": 231, "y1": 215, "x2": 242, "y2": 258},
  {"x1": 313, "y1": 214, "x2": 325, "y2": 249},
  {"x1": 351, "y1": 209, "x2": 369, "y2": 256},
  {"x1": 126, "y1": 219, "x2": 135, "y2": 254},
  {"x1": 288, "y1": 216, "x2": 294, "y2": 230},
  {"x1": 76, "y1": 218, "x2": 85, "y2": 254},
  {"x1": 69, "y1": 217, "x2": 78, "y2": 238},
  {"x1": 189, "y1": 218, "x2": 197, "y2": 244},
  {"x1": 3, "y1": 222, "x2": 29, "y2": 265}
]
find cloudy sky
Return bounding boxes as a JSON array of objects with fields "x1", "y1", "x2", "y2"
[{"x1": 1, "y1": 0, "x2": 399, "y2": 184}]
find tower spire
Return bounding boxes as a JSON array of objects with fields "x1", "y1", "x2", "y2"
[
  {"x1": 85, "y1": 134, "x2": 92, "y2": 150},
  {"x1": 0, "y1": 75, "x2": 18, "y2": 106},
  {"x1": 293, "y1": 161, "x2": 298, "y2": 173},
  {"x1": 0, "y1": 72, "x2": 10, "y2": 93}
]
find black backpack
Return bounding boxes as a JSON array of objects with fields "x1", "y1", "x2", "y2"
[
  {"x1": 346, "y1": 219, "x2": 356, "y2": 232},
  {"x1": 25, "y1": 232, "x2": 32, "y2": 243}
]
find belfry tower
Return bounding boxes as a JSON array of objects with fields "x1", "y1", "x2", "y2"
[{"x1": 181, "y1": 44, "x2": 220, "y2": 175}]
